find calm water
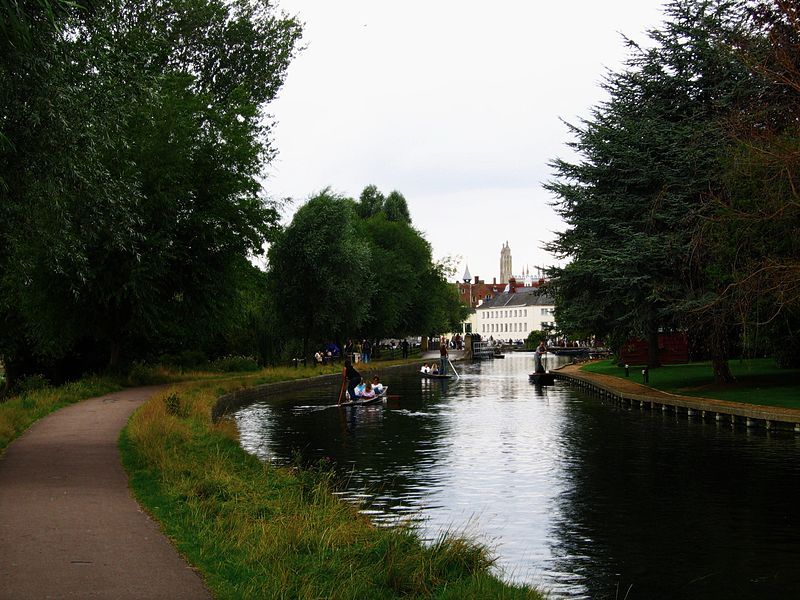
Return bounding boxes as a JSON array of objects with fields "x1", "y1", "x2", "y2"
[{"x1": 233, "y1": 353, "x2": 800, "y2": 599}]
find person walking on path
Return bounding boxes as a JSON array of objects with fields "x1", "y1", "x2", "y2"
[
  {"x1": 0, "y1": 386, "x2": 211, "y2": 600},
  {"x1": 401, "y1": 339, "x2": 409, "y2": 359},
  {"x1": 362, "y1": 339, "x2": 372, "y2": 364}
]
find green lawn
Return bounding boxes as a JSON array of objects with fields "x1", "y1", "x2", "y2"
[{"x1": 581, "y1": 358, "x2": 800, "y2": 409}]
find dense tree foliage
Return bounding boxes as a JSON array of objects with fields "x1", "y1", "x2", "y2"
[
  {"x1": 268, "y1": 187, "x2": 467, "y2": 358},
  {"x1": 268, "y1": 190, "x2": 371, "y2": 358},
  {"x1": 699, "y1": 0, "x2": 800, "y2": 367},
  {"x1": 0, "y1": 0, "x2": 301, "y2": 387},
  {"x1": 354, "y1": 186, "x2": 466, "y2": 340},
  {"x1": 355, "y1": 184, "x2": 411, "y2": 224},
  {"x1": 547, "y1": 0, "x2": 800, "y2": 380}
]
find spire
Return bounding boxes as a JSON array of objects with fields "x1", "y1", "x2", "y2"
[
  {"x1": 462, "y1": 264, "x2": 472, "y2": 283},
  {"x1": 500, "y1": 241, "x2": 512, "y2": 284}
]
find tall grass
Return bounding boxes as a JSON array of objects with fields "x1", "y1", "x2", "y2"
[
  {"x1": 0, "y1": 358, "x2": 412, "y2": 456},
  {"x1": 0, "y1": 377, "x2": 123, "y2": 453},
  {"x1": 121, "y1": 377, "x2": 544, "y2": 599}
]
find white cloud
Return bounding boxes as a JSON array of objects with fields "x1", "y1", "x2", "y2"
[{"x1": 266, "y1": 0, "x2": 666, "y2": 279}]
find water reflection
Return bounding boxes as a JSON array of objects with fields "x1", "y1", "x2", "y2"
[
  {"x1": 234, "y1": 354, "x2": 800, "y2": 598},
  {"x1": 550, "y1": 398, "x2": 800, "y2": 599}
]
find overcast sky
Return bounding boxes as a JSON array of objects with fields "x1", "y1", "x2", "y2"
[{"x1": 264, "y1": 1, "x2": 667, "y2": 282}]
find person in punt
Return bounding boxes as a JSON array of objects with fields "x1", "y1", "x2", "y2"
[
  {"x1": 420, "y1": 363, "x2": 431, "y2": 374},
  {"x1": 360, "y1": 382, "x2": 376, "y2": 399},
  {"x1": 430, "y1": 363, "x2": 439, "y2": 374},
  {"x1": 371, "y1": 376, "x2": 384, "y2": 394},
  {"x1": 354, "y1": 379, "x2": 366, "y2": 398}
]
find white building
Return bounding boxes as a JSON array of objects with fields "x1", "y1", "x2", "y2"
[{"x1": 475, "y1": 288, "x2": 556, "y2": 341}]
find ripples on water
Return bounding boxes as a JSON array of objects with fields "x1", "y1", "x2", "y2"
[{"x1": 234, "y1": 354, "x2": 800, "y2": 599}]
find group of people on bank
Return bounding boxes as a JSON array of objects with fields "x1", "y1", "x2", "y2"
[{"x1": 344, "y1": 339, "x2": 373, "y2": 364}]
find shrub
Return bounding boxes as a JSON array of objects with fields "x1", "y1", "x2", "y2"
[
  {"x1": 210, "y1": 355, "x2": 260, "y2": 372},
  {"x1": 164, "y1": 392, "x2": 189, "y2": 418},
  {"x1": 525, "y1": 330, "x2": 545, "y2": 350},
  {"x1": 15, "y1": 374, "x2": 51, "y2": 394}
]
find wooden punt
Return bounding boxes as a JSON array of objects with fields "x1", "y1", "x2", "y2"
[
  {"x1": 528, "y1": 372, "x2": 555, "y2": 386},
  {"x1": 420, "y1": 372, "x2": 453, "y2": 379},
  {"x1": 342, "y1": 387, "x2": 389, "y2": 406}
]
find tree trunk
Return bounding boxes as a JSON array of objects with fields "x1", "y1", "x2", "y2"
[
  {"x1": 108, "y1": 339, "x2": 121, "y2": 371},
  {"x1": 709, "y1": 301, "x2": 735, "y2": 385},
  {"x1": 647, "y1": 322, "x2": 661, "y2": 369},
  {"x1": 712, "y1": 356, "x2": 733, "y2": 384}
]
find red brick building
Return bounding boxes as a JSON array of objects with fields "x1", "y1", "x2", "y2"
[
  {"x1": 456, "y1": 276, "x2": 545, "y2": 309},
  {"x1": 618, "y1": 332, "x2": 689, "y2": 365}
]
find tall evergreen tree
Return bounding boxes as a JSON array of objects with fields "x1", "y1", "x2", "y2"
[{"x1": 547, "y1": 0, "x2": 753, "y2": 379}]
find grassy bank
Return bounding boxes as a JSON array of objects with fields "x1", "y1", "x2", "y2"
[
  {"x1": 0, "y1": 364, "x2": 235, "y2": 454},
  {"x1": 0, "y1": 377, "x2": 124, "y2": 453},
  {"x1": 120, "y1": 370, "x2": 544, "y2": 599},
  {"x1": 582, "y1": 358, "x2": 800, "y2": 409},
  {"x1": 0, "y1": 358, "x2": 405, "y2": 455}
]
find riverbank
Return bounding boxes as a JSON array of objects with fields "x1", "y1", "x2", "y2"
[
  {"x1": 122, "y1": 366, "x2": 544, "y2": 599},
  {"x1": 555, "y1": 360, "x2": 800, "y2": 432},
  {"x1": 0, "y1": 362, "x2": 542, "y2": 597},
  {"x1": 581, "y1": 358, "x2": 800, "y2": 408}
]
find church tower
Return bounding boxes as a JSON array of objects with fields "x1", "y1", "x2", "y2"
[{"x1": 500, "y1": 241, "x2": 512, "y2": 284}]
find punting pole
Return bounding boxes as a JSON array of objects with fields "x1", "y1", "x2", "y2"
[
  {"x1": 448, "y1": 358, "x2": 461, "y2": 379},
  {"x1": 337, "y1": 372, "x2": 347, "y2": 405}
]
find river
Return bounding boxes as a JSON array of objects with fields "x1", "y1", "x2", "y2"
[{"x1": 233, "y1": 353, "x2": 800, "y2": 599}]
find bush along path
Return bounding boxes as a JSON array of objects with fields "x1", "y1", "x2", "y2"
[{"x1": 0, "y1": 386, "x2": 211, "y2": 599}]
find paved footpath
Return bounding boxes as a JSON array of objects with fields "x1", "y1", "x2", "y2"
[{"x1": 0, "y1": 387, "x2": 211, "y2": 599}]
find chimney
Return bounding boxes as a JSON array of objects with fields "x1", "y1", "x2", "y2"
[
  {"x1": 509, "y1": 277, "x2": 517, "y2": 293},
  {"x1": 493, "y1": 277, "x2": 496, "y2": 285}
]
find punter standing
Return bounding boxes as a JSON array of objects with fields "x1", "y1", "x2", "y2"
[
  {"x1": 534, "y1": 341, "x2": 547, "y2": 373},
  {"x1": 439, "y1": 337, "x2": 449, "y2": 374},
  {"x1": 342, "y1": 359, "x2": 361, "y2": 402}
]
